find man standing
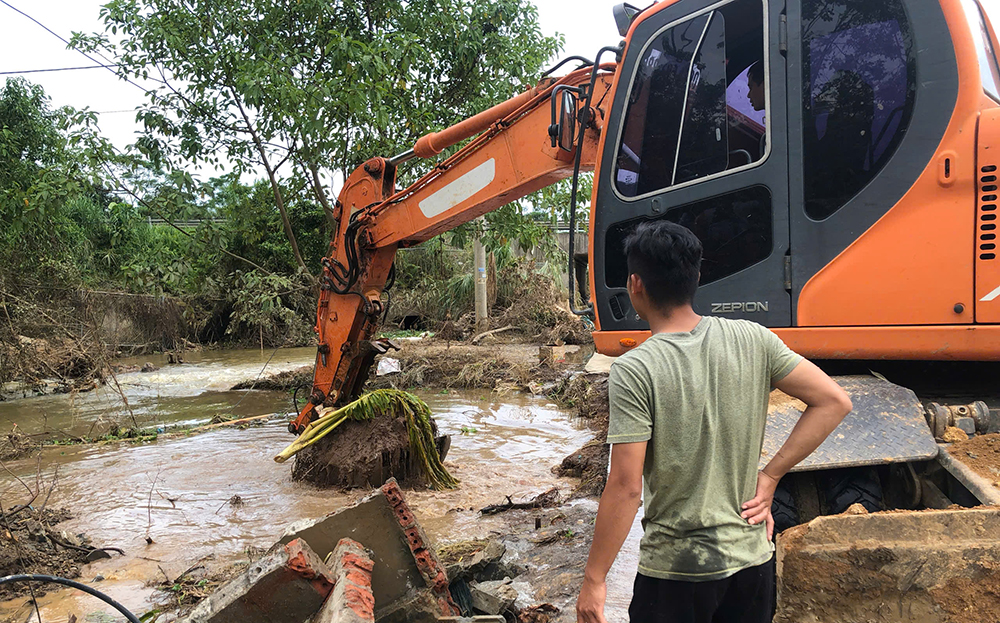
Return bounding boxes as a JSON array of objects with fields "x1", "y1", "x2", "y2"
[{"x1": 576, "y1": 221, "x2": 852, "y2": 623}]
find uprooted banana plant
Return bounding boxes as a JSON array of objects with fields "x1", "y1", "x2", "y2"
[{"x1": 274, "y1": 389, "x2": 458, "y2": 490}]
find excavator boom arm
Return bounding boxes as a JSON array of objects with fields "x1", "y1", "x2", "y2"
[{"x1": 289, "y1": 66, "x2": 616, "y2": 433}]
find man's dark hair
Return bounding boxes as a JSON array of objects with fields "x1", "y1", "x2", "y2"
[
  {"x1": 747, "y1": 60, "x2": 764, "y2": 86},
  {"x1": 623, "y1": 220, "x2": 703, "y2": 309}
]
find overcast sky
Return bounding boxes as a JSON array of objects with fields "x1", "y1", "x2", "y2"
[
  {"x1": 1, "y1": 0, "x2": 999, "y2": 155},
  {"x1": 0, "y1": 0, "x2": 623, "y2": 155}
]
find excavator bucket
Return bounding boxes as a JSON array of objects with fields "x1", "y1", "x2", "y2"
[
  {"x1": 776, "y1": 506, "x2": 1000, "y2": 622},
  {"x1": 762, "y1": 375, "x2": 939, "y2": 472}
]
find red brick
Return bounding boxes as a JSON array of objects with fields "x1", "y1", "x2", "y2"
[
  {"x1": 314, "y1": 538, "x2": 376, "y2": 623},
  {"x1": 345, "y1": 569, "x2": 372, "y2": 589},
  {"x1": 340, "y1": 552, "x2": 374, "y2": 573}
]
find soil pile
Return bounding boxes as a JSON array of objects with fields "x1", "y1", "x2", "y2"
[
  {"x1": 553, "y1": 441, "x2": 609, "y2": 497},
  {"x1": 291, "y1": 415, "x2": 446, "y2": 489},
  {"x1": 366, "y1": 341, "x2": 565, "y2": 393},
  {"x1": 930, "y1": 568, "x2": 1000, "y2": 623},
  {"x1": 550, "y1": 374, "x2": 611, "y2": 497},
  {"x1": 0, "y1": 508, "x2": 89, "y2": 599},
  {"x1": 948, "y1": 433, "x2": 1000, "y2": 485}
]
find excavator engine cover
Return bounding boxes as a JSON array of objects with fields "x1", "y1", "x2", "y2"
[{"x1": 762, "y1": 376, "x2": 939, "y2": 472}]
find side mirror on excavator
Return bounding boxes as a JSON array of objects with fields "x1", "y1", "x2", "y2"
[
  {"x1": 549, "y1": 88, "x2": 580, "y2": 151},
  {"x1": 558, "y1": 90, "x2": 578, "y2": 152}
]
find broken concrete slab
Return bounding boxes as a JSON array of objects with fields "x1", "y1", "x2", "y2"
[
  {"x1": 277, "y1": 479, "x2": 459, "y2": 621},
  {"x1": 182, "y1": 538, "x2": 334, "y2": 623},
  {"x1": 776, "y1": 507, "x2": 1000, "y2": 622},
  {"x1": 315, "y1": 539, "x2": 375, "y2": 623},
  {"x1": 469, "y1": 578, "x2": 517, "y2": 615},
  {"x1": 443, "y1": 540, "x2": 507, "y2": 582}
]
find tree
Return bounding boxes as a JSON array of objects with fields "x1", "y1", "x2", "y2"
[
  {"x1": 0, "y1": 77, "x2": 96, "y2": 232},
  {"x1": 73, "y1": 0, "x2": 562, "y2": 277}
]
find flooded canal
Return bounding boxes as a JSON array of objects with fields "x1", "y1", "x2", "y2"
[
  {"x1": 0, "y1": 347, "x2": 318, "y2": 436},
  {"x1": 0, "y1": 346, "x2": 642, "y2": 621}
]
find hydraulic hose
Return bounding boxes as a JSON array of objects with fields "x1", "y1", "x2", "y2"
[
  {"x1": 541, "y1": 55, "x2": 595, "y2": 78},
  {"x1": 0, "y1": 574, "x2": 141, "y2": 623},
  {"x1": 567, "y1": 43, "x2": 623, "y2": 316}
]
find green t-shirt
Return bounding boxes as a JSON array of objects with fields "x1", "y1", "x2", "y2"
[{"x1": 607, "y1": 315, "x2": 801, "y2": 582}]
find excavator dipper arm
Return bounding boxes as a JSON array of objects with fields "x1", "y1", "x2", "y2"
[{"x1": 289, "y1": 66, "x2": 616, "y2": 433}]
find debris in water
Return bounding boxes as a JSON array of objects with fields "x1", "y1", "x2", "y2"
[
  {"x1": 0, "y1": 508, "x2": 92, "y2": 600},
  {"x1": 480, "y1": 488, "x2": 560, "y2": 515},
  {"x1": 0, "y1": 424, "x2": 35, "y2": 461},
  {"x1": 376, "y1": 357, "x2": 401, "y2": 376},
  {"x1": 519, "y1": 603, "x2": 560, "y2": 623}
]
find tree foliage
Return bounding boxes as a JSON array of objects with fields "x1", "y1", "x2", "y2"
[{"x1": 73, "y1": 0, "x2": 562, "y2": 274}]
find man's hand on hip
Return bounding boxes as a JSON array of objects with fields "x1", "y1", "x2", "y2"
[
  {"x1": 577, "y1": 576, "x2": 608, "y2": 623},
  {"x1": 742, "y1": 470, "x2": 780, "y2": 540}
]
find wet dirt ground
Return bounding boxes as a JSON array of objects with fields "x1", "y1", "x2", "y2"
[{"x1": 0, "y1": 345, "x2": 632, "y2": 622}]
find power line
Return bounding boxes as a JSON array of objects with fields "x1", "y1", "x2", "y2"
[
  {"x1": 0, "y1": 64, "x2": 116, "y2": 75},
  {"x1": 0, "y1": 0, "x2": 150, "y2": 94}
]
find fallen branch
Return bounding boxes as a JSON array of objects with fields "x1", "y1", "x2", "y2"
[
  {"x1": 192, "y1": 413, "x2": 274, "y2": 432},
  {"x1": 470, "y1": 325, "x2": 516, "y2": 345},
  {"x1": 480, "y1": 488, "x2": 560, "y2": 515}
]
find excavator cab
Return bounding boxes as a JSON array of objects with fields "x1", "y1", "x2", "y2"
[
  {"x1": 590, "y1": 0, "x2": 981, "y2": 359},
  {"x1": 592, "y1": 0, "x2": 785, "y2": 336}
]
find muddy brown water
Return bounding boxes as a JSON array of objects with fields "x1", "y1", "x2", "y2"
[{"x1": 0, "y1": 346, "x2": 637, "y2": 622}]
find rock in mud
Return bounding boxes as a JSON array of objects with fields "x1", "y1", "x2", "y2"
[
  {"x1": 469, "y1": 578, "x2": 518, "y2": 615},
  {"x1": 440, "y1": 540, "x2": 508, "y2": 583},
  {"x1": 181, "y1": 538, "x2": 334, "y2": 623}
]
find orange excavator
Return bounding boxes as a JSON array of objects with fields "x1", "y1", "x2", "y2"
[{"x1": 289, "y1": 0, "x2": 1000, "y2": 519}]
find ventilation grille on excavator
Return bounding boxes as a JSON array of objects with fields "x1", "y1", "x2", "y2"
[{"x1": 981, "y1": 164, "x2": 998, "y2": 260}]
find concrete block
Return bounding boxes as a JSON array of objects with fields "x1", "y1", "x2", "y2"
[
  {"x1": 315, "y1": 539, "x2": 375, "y2": 623},
  {"x1": 468, "y1": 579, "x2": 517, "y2": 615},
  {"x1": 776, "y1": 508, "x2": 1000, "y2": 622},
  {"x1": 277, "y1": 479, "x2": 459, "y2": 621},
  {"x1": 182, "y1": 538, "x2": 334, "y2": 623}
]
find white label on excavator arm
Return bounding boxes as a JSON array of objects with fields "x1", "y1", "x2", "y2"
[{"x1": 418, "y1": 158, "x2": 496, "y2": 218}]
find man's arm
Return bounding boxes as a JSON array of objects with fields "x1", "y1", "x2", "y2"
[
  {"x1": 741, "y1": 359, "x2": 852, "y2": 538},
  {"x1": 577, "y1": 441, "x2": 646, "y2": 623}
]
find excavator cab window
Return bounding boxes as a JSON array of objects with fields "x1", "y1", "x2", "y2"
[
  {"x1": 614, "y1": 0, "x2": 767, "y2": 199},
  {"x1": 801, "y1": 0, "x2": 915, "y2": 220}
]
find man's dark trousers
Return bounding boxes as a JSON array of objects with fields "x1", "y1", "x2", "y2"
[{"x1": 628, "y1": 556, "x2": 775, "y2": 623}]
